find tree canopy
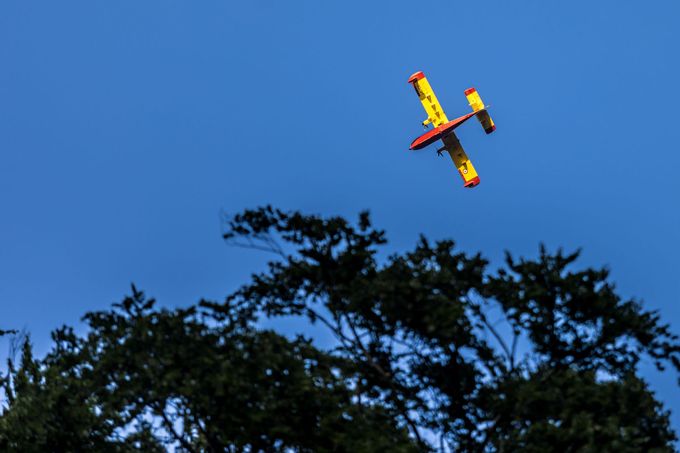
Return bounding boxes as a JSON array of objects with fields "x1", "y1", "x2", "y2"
[{"x1": 1, "y1": 206, "x2": 678, "y2": 452}]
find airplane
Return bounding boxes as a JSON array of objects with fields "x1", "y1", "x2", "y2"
[{"x1": 407, "y1": 71, "x2": 495, "y2": 188}]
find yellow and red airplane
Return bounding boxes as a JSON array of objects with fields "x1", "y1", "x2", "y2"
[{"x1": 407, "y1": 71, "x2": 495, "y2": 188}]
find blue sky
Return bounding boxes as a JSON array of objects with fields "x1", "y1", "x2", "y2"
[{"x1": 1, "y1": 0, "x2": 679, "y2": 431}]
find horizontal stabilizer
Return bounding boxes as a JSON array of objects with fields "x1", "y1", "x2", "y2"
[{"x1": 465, "y1": 88, "x2": 496, "y2": 134}]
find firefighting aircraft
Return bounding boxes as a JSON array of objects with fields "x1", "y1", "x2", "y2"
[{"x1": 407, "y1": 71, "x2": 495, "y2": 188}]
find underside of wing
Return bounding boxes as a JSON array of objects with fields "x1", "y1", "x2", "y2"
[
  {"x1": 408, "y1": 71, "x2": 449, "y2": 127},
  {"x1": 442, "y1": 134, "x2": 480, "y2": 188}
]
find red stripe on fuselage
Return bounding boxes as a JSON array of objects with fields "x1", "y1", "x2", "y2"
[{"x1": 409, "y1": 112, "x2": 478, "y2": 150}]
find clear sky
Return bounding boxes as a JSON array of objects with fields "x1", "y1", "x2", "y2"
[{"x1": 1, "y1": 0, "x2": 679, "y2": 431}]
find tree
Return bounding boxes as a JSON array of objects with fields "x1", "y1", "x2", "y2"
[
  {"x1": 1, "y1": 206, "x2": 678, "y2": 452},
  {"x1": 222, "y1": 206, "x2": 680, "y2": 451},
  {"x1": 0, "y1": 287, "x2": 416, "y2": 452}
]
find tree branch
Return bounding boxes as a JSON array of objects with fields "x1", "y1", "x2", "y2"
[{"x1": 153, "y1": 401, "x2": 198, "y2": 453}]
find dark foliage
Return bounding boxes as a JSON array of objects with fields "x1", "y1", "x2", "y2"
[{"x1": 1, "y1": 206, "x2": 678, "y2": 452}]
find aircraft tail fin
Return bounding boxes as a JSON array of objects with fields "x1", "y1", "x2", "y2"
[{"x1": 465, "y1": 88, "x2": 495, "y2": 134}]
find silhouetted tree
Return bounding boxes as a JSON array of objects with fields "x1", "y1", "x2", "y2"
[
  {"x1": 0, "y1": 206, "x2": 678, "y2": 452},
  {"x1": 222, "y1": 206, "x2": 680, "y2": 451},
  {"x1": 0, "y1": 286, "x2": 415, "y2": 452}
]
